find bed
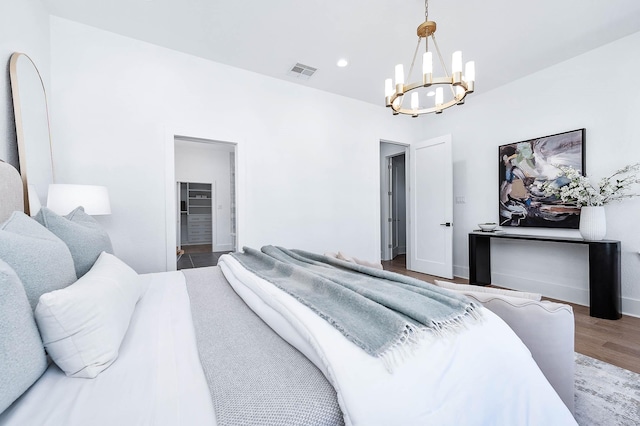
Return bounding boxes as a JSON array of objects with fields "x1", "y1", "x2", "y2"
[{"x1": 0, "y1": 160, "x2": 577, "y2": 425}]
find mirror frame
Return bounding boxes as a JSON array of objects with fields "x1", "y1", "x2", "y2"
[{"x1": 9, "y1": 52, "x2": 55, "y2": 216}]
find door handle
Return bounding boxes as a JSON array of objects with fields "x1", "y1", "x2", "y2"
[{"x1": 440, "y1": 222, "x2": 452, "y2": 227}]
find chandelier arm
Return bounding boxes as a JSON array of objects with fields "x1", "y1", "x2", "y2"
[
  {"x1": 407, "y1": 37, "x2": 422, "y2": 85},
  {"x1": 398, "y1": 78, "x2": 468, "y2": 93},
  {"x1": 390, "y1": 94, "x2": 469, "y2": 116},
  {"x1": 388, "y1": 78, "x2": 469, "y2": 116},
  {"x1": 430, "y1": 34, "x2": 456, "y2": 97},
  {"x1": 430, "y1": 34, "x2": 448, "y2": 78},
  {"x1": 393, "y1": 96, "x2": 466, "y2": 116},
  {"x1": 399, "y1": 37, "x2": 422, "y2": 111}
]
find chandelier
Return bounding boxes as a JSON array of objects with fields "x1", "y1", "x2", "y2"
[{"x1": 385, "y1": 0, "x2": 475, "y2": 117}]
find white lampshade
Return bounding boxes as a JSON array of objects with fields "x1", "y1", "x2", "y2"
[
  {"x1": 47, "y1": 184, "x2": 111, "y2": 215},
  {"x1": 395, "y1": 64, "x2": 404, "y2": 86},
  {"x1": 422, "y1": 52, "x2": 433, "y2": 75},
  {"x1": 452, "y1": 51, "x2": 462, "y2": 74},
  {"x1": 435, "y1": 87, "x2": 444, "y2": 106},
  {"x1": 411, "y1": 92, "x2": 419, "y2": 110},
  {"x1": 465, "y1": 61, "x2": 475, "y2": 82},
  {"x1": 385, "y1": 78, "x2": 394, "y2": 97}
]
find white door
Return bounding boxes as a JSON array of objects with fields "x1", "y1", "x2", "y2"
[{"x1": 408, "y1": 135, "x2": 453, "y2": 278}]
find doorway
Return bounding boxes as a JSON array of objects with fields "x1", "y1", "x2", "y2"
[
  {"x1": 390, "y1": 154, "x2": 407, "y2": 259},
  {"x1": 380, "y1": 136, "x2": 453, "y2": 278},
  {"x1": 174, "y1": 137, "x2": 237, "y2": 270},
  {"x1": 380, "y1": 141, "x2": 409, "y2": 263}
]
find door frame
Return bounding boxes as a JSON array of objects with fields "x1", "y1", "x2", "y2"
[
  {"x1": 164, "y1": 126, "x2": 244, "y2": 272},
  {"x1": 390, "y1": 153, "x2": 407, "y2": 259},
  {"x1": 380, "y1": 140, "x2": 409, "y2": 262}
]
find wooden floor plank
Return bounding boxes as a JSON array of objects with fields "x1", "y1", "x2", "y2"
[{"x1": 382, "y1": 254, "x2": 640, "y2": 374}]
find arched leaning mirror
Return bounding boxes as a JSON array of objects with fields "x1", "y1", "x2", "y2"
[{"x1": 9, "y1": 52, "x2": 54, "y2": 216}]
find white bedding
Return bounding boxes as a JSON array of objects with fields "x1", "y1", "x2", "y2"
[
  {"x1": 219, "y1": 254, "x2": 577, "y2": 426},
  {"x1": 0, "y1": 271, "x2": 215, "y2": 426},
  {"x1": 1, "y1": 260, "x2": 578, "y2": 426}
]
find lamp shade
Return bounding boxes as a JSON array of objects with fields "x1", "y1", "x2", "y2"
[{"x1": 47, "y1": 184, "x2": 111, "y2": 215}]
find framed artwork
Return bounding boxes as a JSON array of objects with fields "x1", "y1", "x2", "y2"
[{"x1": 498, "y1": 128, "x2": 585, "y2": 228}]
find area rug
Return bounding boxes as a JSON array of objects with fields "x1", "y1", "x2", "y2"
[{"x1": 574, "y1": 353, "x2": 640, "y2": 426}]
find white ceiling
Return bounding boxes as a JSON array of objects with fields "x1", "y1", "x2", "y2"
[{"x1": 42, "y1": 0, "x2": 640, "y2": 107}]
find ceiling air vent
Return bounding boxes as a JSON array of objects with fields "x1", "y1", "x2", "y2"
[{"x1": 287, "y1": 63, "x2": 317, "y2": 80}]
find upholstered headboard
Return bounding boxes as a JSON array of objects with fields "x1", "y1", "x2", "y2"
[{"x1": 0, "y1": 160, "x2": 24, "y2": 222}]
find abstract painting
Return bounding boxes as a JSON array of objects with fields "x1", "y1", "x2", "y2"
[{"x1": 498, "y1": 129, "x2": 585, "y2": 228}]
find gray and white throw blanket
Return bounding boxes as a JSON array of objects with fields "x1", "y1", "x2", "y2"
[{"x1": 231, "y1": 246, "x2": 482, "y2": 367}]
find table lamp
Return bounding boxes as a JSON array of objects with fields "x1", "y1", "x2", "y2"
[{"x1": 46, "y1": 184, "x2": 111, "y2": 215}]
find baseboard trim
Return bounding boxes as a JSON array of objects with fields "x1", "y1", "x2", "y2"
[
  {"x1": 453, "y1": 264, "x2": 469, "y2": 280},
  {"x1": 214, "y1": 243, "x2": 233, "y2": 252},
  {"x1": 453, "y1": 264, "x2": 640, "y2": 318},
  {"x1": 490, "y1": 272, "x2": 589, "y2": 305},
  {"x1": 622, "y1": 297, "x2": 640, "y2": 318}
]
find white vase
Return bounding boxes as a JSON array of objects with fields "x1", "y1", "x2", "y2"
[{"x1": 579, "y1": 206, "x2": 606, "y2": 240}]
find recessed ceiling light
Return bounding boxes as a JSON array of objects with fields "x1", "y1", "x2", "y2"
[
  {"x1": 427, "y1": 91, "x2": 435, "y2": 97},
  {"x1": 336, "y1": 59, "x2": 348, "y2": 68}
]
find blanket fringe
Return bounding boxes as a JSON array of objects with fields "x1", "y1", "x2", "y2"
[{"x1": 379, "y1": 304, "x2": 485, "y2": 373}]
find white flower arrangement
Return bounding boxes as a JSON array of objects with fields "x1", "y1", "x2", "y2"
[{"x1": 540, "y1": 163, "x2": 640, "y2": 207}]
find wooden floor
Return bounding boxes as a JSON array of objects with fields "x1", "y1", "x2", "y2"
[
  {"x1": 183, "y1": 244, "x2": 213, "y2": 254},
  {"x1": 382, "y1": 255, "x2": 640, "y2": 374},
  {"x1": 177, "y1": 245, "x2": 231, "y2": 270}
]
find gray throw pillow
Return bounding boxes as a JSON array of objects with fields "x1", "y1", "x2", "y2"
[
  {"x1": 0, "y1": 212, "x2": 77, "y2": 310},
  {"x1": 35, "y1": 206, "x2": 113, "y2": 278},
  {"x1": 0, "y1": 259, "x2": 47, "y2": 413}
]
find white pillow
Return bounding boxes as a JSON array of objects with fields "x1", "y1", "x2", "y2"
[
  {"x1": 34, "y1": 252, "x2": 146, "y2": 378},
  {"x1": 336, "y1": 251, "x2": 384, "y2": 270},
  {"x1": 433, "y1": 280, "x2": 542, "y2": 301}
]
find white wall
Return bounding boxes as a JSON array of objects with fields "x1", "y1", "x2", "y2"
[
  {"x1": 175, "y1": 139, "x2": 233, "y2": 251},
  {"x1": 7, "y1": 10, "x2": 638, "y2": 314},
  {"x1": 0, "y1": 0, "x2": 50, "y2": 168},
  {"x1": 418, "y1": 31, "x2": 640, "y2": 316},
  {"x1": 50, "y1": 17, "x2": 421, "y2": 273}
]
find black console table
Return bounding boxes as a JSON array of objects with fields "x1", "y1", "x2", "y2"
[{"x1": 468, "y1": 232, "x2": 621, "y2": 320}]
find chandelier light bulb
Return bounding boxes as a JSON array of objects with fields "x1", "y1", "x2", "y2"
[
  {"x1": 411, "y1": 92, "x2": 419, "y2": 110},
  {"x1": 422, "y1": 52, "x2": 433, "y2": 75},
  {"x1": 395, "y1": 64, "x2": 404, "y2": 86},
  {"x1": 385, "y1": 79, "x2": 394, "y2": 97},
  {"x1": 465, "y1": 61, "x2": 475, "y2": 82},
  {"x1": 435, "y1": 87, "x2": 444, "y2": 106},
  {"x1": 452, "y1": 51, "x2": 462, "y2": 74}
]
